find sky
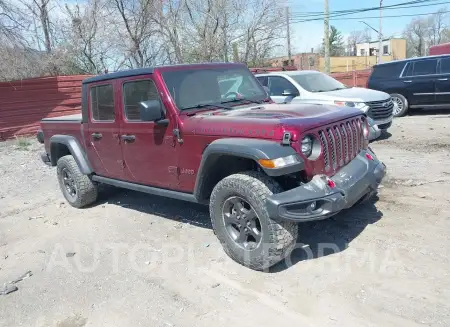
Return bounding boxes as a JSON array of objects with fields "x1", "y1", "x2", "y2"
[{"x1": 288, "y1": 0, "x2": 449, "y2": 53}]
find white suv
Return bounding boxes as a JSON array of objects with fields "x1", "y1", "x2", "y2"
[{"x1": 255, "y1": 71, "x2": 394, "y2": 137}]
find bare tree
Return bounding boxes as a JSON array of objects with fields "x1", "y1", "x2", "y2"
[
  {"x1": 426, "y1": 8, "x2": 449, "y2": 48},
  {"x1": 347, "y1": 30, "x2": 371, "y2": 56},
  {"x1": 20, "y1": 0, "x2": 53, "y2": 53},
  {"x1": 63, "y1": 0, "x2": 113, "y2": 74},
  {"x1": 0, "y1": 0, "x2": 27, "y2": 42},
  {"x1": 108, "y1": 0, "x2": 164, "y2": 68},
  {"x1": 403, "y1": 8, "x2": 450, "y2": 57},
  {"x1": 0, "y1": 0, "x2": 289, "y2": 80},
  {"x1": 403, "y1": 18, "x2": 428, "y2": 57},
  {"x1": 233, "y1": 0, "x2": 284, "y2": 66}
]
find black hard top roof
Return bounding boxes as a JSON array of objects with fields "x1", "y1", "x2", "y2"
[
  {"x1": 374, "y1": 54, "x2": 450, "y2": 67},
  {"x1": 82, "y1": 62, "x2": 244, "y2": 84}
]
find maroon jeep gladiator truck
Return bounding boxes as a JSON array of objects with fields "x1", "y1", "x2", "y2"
[{"x1": 37, "y1": 62, "x2": 386, "y2": 270}]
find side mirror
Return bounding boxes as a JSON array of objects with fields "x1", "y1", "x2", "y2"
[
  {"x1": 282, "y1": 89, "x2": 298, "y2": 97},
  {"x1": 139, "y1": 100, "x2": 164, "y2": 122}
]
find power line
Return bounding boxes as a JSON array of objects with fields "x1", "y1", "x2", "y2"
[
  {"x1": 289, "y1": 0, "x2": 446, "y2": 20},
  {"x1": 291, "y1": 9, "x2": 450, "y2": 23},
  {"x1": 289, "y1": 0, "x2": 442, "y2": 17}
]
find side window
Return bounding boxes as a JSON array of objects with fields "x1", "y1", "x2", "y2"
[
  {"x1": 123, "y1": 80, "x2": 160, "y2": 121},
  {"x1": 412, "y1": 59, "x2": 437, "y2": 76},
  {"x1": 268, "y1": 76, "x2": 298, "y2": 96},
  {"x1": 256, "y1": 76, "x2": 268, "y2": 87},
  {"x1": 91, "y1": 84, "x2": 115, "y2": 121},
  {"x1": 403, "y1": 62, "x2": 413, "y2": 77},
  {"x1": 439, "y1": 57, "x2": 450, "y2": 74}
]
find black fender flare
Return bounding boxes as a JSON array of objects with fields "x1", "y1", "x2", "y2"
[
  {"x1": 193, "y1": 138, "x2": 304, "y2": 199},
  {"x1": 49, "y1": 135, "x2": 93, "y2": 174}
]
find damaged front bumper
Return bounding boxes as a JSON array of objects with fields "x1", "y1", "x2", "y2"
[{"x1": 266, "y1": 148, "x2": 386, "y2": 222}]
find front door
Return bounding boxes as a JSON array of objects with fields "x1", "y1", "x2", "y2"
[
  {"x1": 119, "y1": 77, "x2": 178, "y2": 188},
  {"x1": 86, "y1": 82, "x2": 125, "y2": 180},
  {"x1": 435, "y1": 57, "x2": 450, "y2": 105},
  {"x1": 267, "y1": 76, "x2": 300, "y2": 104},
  {"x1": 402, "y1": 59, "x2": 437, "y2": 106}
]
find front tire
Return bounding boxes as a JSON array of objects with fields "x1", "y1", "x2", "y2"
[
  {"x1": 57, "y1": 155, "x2": 98, "y2": 208},
  {"x1": 209, "y1": 171, "x2": 298, "y2": 271},
  {"x1": 391, "y1": 93, "x2": 409, "y2": 117}
]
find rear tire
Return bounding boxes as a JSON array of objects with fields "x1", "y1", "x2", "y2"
[
  {"x1": 57, "y1": 155, "x2": 98, "y2": 208},
  {"x1": 209, "y1": 171, "x2": 298, "y2": 271},
  {"x1": 390, "y1": 93, "x2": 409, "y2": 117}
]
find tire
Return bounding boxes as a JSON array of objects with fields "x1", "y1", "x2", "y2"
[
  {"x1": 209, "y1": 171, "x2": 298, "y2": 271},
  {"x1": 390, "y1": 93, "x2": 409, "y2": 117},
  {"x1": 57, "y1": 155, "x2": 98, "y2": 208}
]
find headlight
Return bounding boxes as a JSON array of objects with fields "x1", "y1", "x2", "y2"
[
  {"x1": 301, "y1": 136, "x2": 313, "y2": 157},
  {"x1": 258, "y1": 154, "x2": 300, "y2": 169},
  {"x1": 334, "y1": 101, "x2": 369, "y2": 112},
  {"x1": 362, "y1": 121, "x2": 369, "y2": 140},
  {"x1": 334, "y1": 100, "x2": 355, "y2": 107},
  {"x1": 362, "y1": 119, "x2": 370, "y2": 148}
]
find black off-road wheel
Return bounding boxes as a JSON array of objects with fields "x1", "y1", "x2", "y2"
[
  {"x1": 57, "y1": 155, "x2": 98, "y2": 208},
  {"x1": 210, "y1": 171, "x2": 298, "y2": 271}
]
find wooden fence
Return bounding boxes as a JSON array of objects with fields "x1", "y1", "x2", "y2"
[
  {"x1": 331, "y1": 69, "x2": 372, "y2": 88},
  {"x1": 0, "y1": 75, "x2": 88, "y2": 140}
]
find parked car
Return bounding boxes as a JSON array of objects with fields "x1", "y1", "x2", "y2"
[
  {"x1": 255, "y1": 71, "x2": 394, "y2": 137},
  {"x1": 367, "y1": 54, "x2": 450, "y2": 117},
  {"x1": 37, "y1": 63, "x2": 385, "y2": 270}
]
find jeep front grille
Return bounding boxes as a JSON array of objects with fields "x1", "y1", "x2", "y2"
[
  {"x1": 366, "y1": 98, "x2": 394, "y2": 121},
  {"x1": 317, "y1": 117, "x2": 365, "y2": 173}
]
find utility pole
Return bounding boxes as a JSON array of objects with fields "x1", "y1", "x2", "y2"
[
  {"x1": 286, "y1": 6, "x2": 292, "y2": 66},
  {"x1": 378, "y1": 0, "x2": 383, "y2": 64},
  {"x1": 324, "y1": 0, "x2": 330, "y2": 73}
]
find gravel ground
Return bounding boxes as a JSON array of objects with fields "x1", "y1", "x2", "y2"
[{"x1": 1, "y1": 112, "x2": 450, "y2": 327}]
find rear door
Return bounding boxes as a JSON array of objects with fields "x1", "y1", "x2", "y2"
[
  {"x1": 435, "y1": 56, "x2": 450, "y2": 105},
  {"x1": 267, "y1": 76, "x2": 300, "y2": 103},
  {"x1": 119, "y1": 77, "x2": 179, "y2": 188},
  {"x1": 402, "y1": 58, "x2": 438, "y2": 106},
  {"x1": 86, "y1": 82, "x2": 125, "y2": 179}
]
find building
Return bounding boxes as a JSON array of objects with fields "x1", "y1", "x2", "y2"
[
  {"x1": 355, "y1": 38, "x2": 406, "y2": 60},
  {"x1": 265, "y1": 38, "x2": 406, "y2": 73},
  {"x1": 267, "y1": 52, "x2": 321, "y2": 71}
]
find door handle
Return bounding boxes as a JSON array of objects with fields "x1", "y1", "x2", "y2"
[
  {"x1": 438, "y1": 78, "x2": 448, "y2": 81},
  {"x1": 403, "y1": 80, "x2": 412, "y2": 83},
  {"x1": 91, "y1": 132, "x2": 102, "y2": 140},
  {"x1": 120, "y1": 134, "x2": 136, "y2": 142}
]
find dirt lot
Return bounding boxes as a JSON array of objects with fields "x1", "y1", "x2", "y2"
[{"x1": 1, "y1": 112, "x2": 450, "y2": 327}]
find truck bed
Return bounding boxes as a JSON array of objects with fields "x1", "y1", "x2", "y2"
[
  {"x1": 41, "y1": 113, "x2": 82, "y2": 122},
  {"x1": 40, "y1": 114, "x2": 84, "y2": 154}
]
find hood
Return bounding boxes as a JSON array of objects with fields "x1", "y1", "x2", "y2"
[
  {"x1": 314, "y1": 87, "x2": 390, "y2": 102},
  {"x1": 182, "y1": 103, "x2": 363, "y2": 139}
]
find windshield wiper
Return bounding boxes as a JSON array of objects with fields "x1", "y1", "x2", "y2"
[
  {"x1": 181, "y1": 102, "x2": 231, "y2": 111},
  {"x1": 221, "y1": 97, "x2": 264, "y2": 105},
  {"x1": 314, "y1": 87, "x2": 346, "y2": 93}
]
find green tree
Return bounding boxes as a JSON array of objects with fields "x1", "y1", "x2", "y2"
[{"x1": 322, "y1": 25, "x2": 345, "y2": 56}]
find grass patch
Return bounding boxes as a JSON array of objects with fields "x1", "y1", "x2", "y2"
[{"x1": 15, "y1": 136, "x2": 32, "y2": 150}]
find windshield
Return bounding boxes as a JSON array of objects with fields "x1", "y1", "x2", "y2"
[
  {"x1": 290, "y1": 72, "x2": 347, "y2": 93},
  {"x1": 161, "y1": 67, "x2": 266, "y2": 110}
]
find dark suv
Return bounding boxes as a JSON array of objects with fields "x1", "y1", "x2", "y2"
[{"x1": 367, "y1": 54, "x2": 450, "y2": 117}]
